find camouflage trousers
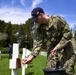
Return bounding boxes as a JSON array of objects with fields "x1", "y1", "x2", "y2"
[{"x1": 46, "y1": 53, "x2": 76, "y2": 75}]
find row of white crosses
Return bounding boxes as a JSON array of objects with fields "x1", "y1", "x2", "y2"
[{"x1": 9, "y1": 43, "x2": 31, "y2": 75}]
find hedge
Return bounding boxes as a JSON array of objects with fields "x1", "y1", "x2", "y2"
[
  {"x1": 0, "y1": 47, "x2": 23, "y2": 54},
  {"x1": 0, "y1": 47, "x2": 45, "y2": 54},
  {"x1": 0, "y1": 47, "x2": 8, "y2": 53}
]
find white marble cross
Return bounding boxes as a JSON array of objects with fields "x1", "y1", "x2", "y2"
[
  {"x1": 22, "y1": 48, "x2": 31, "y2": 75},
  {"x1": 9, "y1": 43, "x2": 19, "y2": 75}
]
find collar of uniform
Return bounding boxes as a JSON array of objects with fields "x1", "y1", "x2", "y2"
[{"x1": 46, "y1": 16, "x2": 53, "y2": 30}]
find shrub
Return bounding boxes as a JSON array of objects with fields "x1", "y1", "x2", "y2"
[{"x1": 0, "y1": 47, "x2": 8, "y2": 54}]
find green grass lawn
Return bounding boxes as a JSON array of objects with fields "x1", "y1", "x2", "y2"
[
  {"x1": 0, "y1": 54, "x2": 76, "y2": 75},
  {"x1": 0, "y1": 54, "x2": 46, "y2": 75}
]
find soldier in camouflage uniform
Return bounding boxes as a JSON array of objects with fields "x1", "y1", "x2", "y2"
[{"x1": 23, "y1": 7, "x2": 76, "y2": 75}]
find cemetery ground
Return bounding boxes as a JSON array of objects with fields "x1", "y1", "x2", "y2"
[
  {"x1": 0, "y1": 54, "x2": 76, "y2": 75},
  {"x1": 0, "y1": 54, "x2": 47, "y2": 75}
]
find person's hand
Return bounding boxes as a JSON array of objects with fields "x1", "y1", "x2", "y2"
[
  {"x1": 22, "y1": 55, "x2": 34, "y2": 64},
  {"x1": 51, "y1": 48, "x2": 57, "y2": 56}
]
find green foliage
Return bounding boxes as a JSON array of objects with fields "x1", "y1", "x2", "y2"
[
  {"x1": 0, "y1": 47, "x2": 8, "y2": 53},
  {"x1": 0, "y1": 19, "x2": 76, "y2": 53},
  {"x1": 0, "y1": 20, "x2": 19, "y2": 47},
  {"x1": 19, "y1": 48, "x2": 22, "y2": 53},
  {"x1": 18, "y1": 18, "x2": 34, "y2": 48},
  {"x1": 74, "y1": 63, "x2": 76, "y2": 73},
  {"x1": 0, "y1": 33, "x2": 7, "y2": 41},
  {"x1": 5, "y1": 22, "x2": 14, "y2": 45},
  {"x1": 74, "y1": 31, "x2": 76, "y2": 40},
  {"x1": 0, "y1": 18, "x2": 34, "y2": 48},
  {"x1": 0, "y1": 20, "x2": 6, "y2": 33}
]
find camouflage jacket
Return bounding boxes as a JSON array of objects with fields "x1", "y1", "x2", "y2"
[{"x1": 31, "y1": 15, "x2": 73, "y2": 57}]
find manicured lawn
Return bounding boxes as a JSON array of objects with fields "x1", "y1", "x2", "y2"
[
  {"x1": 74, "y1": 63, "x2": 76, "y2": 74},
  {"x1": 0, "y1": 54, "x2": 11, "y2": 75},
  {"x1": 0, "y1": 54, "x2": 76, "y2": 75},
  {"x1": 0, "y1": 54, "x2": 46, "y2": 75}
]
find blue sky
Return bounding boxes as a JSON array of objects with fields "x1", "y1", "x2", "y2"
[{"x1": 0, "y1": 0, "x2": 76, "y2": 29}]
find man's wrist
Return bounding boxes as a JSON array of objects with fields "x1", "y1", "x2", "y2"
[{"x1": 31, "y1": 54, "x2": 36, "y2": 58}]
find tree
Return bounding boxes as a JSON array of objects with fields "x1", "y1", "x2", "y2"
[
  {"x1": 0, "y1": 20, "x2": 6, "y2": 33},
  {"x1": 5, "y1": 22, "x2": 15, "y2": 46},
  {"x1": 18, "y1": 18, "x2": 34, "y2": 48}
]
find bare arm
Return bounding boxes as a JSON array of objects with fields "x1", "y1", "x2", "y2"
[{"x1": 22, "y1": 55, "x2": 34, "y2": 64}]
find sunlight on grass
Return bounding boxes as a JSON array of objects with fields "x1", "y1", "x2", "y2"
[
  {"x1": 0, "y1": 54, "x2": 46, "y2": 75},
  {"x1": 0, "y1": 54, "x2": 76, "y2": 75}
]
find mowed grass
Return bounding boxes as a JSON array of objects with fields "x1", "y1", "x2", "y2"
[
  {"x1": 0, "y1": 54, "x2": 47, "y2": 75},
  {"x1": 0, "y1": 54, "x2": 76, "y2": 75}
]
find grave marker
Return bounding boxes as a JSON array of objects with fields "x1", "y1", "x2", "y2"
[
  {"x1": 22, "y1": 48, "x2": 31, "y2": 75},
  {"x1": 9, "y1": 43, "x2": 19, "y2": 75}
]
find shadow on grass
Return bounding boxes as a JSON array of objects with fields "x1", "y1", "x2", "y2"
[
  {"x1": 26, "y1": 72, "x2": 34, "y2": 75},
  {"x1": 28, "y1": 62, "x2": 33, "y2": 68},
  {"x1": 28, "y1": 65, "x2": 33, "y2": 68}
]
